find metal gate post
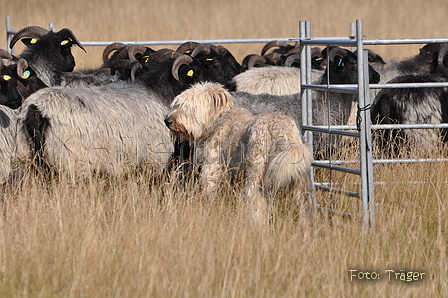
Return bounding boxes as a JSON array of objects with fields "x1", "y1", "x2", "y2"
[
  {"x1": 299, "y1": 20, "x2": 316, "y2": 212},
  {"x1": 356, "y1": 20, "x2": 375, "y2": 228}
]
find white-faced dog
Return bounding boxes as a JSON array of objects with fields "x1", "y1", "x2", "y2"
[{"x1": 164, "y1": 82, "x2": 313, "y2": 223}]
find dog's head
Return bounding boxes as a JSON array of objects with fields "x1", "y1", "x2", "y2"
[{"x1": 164, "y1": 82, "x2": 234, "y2": 141}]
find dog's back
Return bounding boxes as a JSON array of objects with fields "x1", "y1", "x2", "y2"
[{"x1": 238, "y1": 112, "x2": 312, "y2": 197}]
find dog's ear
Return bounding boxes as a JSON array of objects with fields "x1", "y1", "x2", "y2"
[{"x1": 209, "y1": 86, "x2": 234, "y2": 116}]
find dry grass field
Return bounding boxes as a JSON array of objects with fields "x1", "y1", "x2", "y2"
[{"x1": 1, "y1": 0, "x2": 448, "y2": 297}]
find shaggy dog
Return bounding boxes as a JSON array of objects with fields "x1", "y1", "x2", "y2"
[{"x1": 164, "y1": 82, "x2": 313, "y2": 223}]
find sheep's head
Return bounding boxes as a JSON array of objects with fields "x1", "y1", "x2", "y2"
[
  {"x1": 321, "y1": 46, "x2": 380, "y2": 85},
  {"x1": 10, "y1": 26, "x2": 86, "y2": 73},
  {"x1": 0, "y1": 54, "x2": 47, "y2": 109}
]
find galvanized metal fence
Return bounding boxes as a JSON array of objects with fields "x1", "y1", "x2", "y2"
[{"x1": 5, "y1": 16, "x2": 448, "y2": 227}]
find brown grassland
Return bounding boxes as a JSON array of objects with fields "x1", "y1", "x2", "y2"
[{"x1": 1, "y1": 0, "x2": 448, "y2": 297}]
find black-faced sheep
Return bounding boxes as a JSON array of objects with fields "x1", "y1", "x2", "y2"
[{"x1": 10, "y1": 26, "x2": 86, "y2": 87}]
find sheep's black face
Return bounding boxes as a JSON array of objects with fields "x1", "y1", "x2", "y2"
[
  {"x1": 21, "y1": 34, "x2": 77, "y2": 72},
  {"x1": 324, "y1": 51, "x2": 380, "y2": 85},
  {"x1": 60, "y1": 43, "x2": 76, "y2": 72},
  {"x1": 0, "y1": 66, "x2": 23, "y2": 109}
]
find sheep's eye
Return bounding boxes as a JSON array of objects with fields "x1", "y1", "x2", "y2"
[
  {"x1": 206, "y1": 58, "x2": 213, "y2": 61},
  {"x1": 2, "y1": 75, "x2": 11, "y2": 81}
]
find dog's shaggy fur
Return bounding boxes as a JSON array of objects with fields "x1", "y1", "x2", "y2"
[{"x1": 165, "y1": 82, "x2": 313, "y2": 223}]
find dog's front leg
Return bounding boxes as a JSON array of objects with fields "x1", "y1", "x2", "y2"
[{"x1": 199, "y1": 140, "x2": 224, "y2": 198}]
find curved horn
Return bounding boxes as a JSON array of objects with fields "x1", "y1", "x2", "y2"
[
  {"x1": 9, "y1": 26, "x2": 49, "y2": 49},
  {"x1": 0, "y1": 49, "x2": 13, "y2": 60},
  {"x1": 284, "y1": 53, "x2": 301, "y2": 67},
  {"x1": 16, "y1": 58, "x2": 29, "y2": 78},
  {"x1": 190, "y1": 44, "x2": 211, "y2": 58},
  {"x1": 261, "y1": 40, "x2": 289, "y2": 56},
  {"x1": 150, "y1": 48, "x2": 180, "y2": 61},
  {"x1": 57, "y1": 28, "x2": 86, "y2": 52},
  {"x1": 127, "y1": 44, "x2": 147, "y2": 62},
  {"x1": 130, "y1": 62, "x2": 143, "y2": 82},
  {"x1": 176, "y1": 41, "x2": 201, "y2": 54},
  {"x1": 438, "y1": 44, "x2": 448, "y2": 74},
  {"x1": 0, "y1": 49, "x2": 13, "y2": 69},
  {"x1": 159, "y1": 51, "x2": 182, "y2": 60},
  {"x1": 311, "y1": 47, "x2": 322, "y2": 58},
  {"x1": 285, "y1": 42, "x2": 301, "y2": 55},
  {"x1": 327, "y1": 47, "x2": 349, "y2": 63},
  {"x1": 246, "y1": 54, "x2": 267, "y2": 69},
  {"x1": 172, "y1": 55, "x2": 193, "y2": 81},
  {"x1": 116, "y1": 44, "x2": 133, "y2": 60},
  {"x1": 102, "y1": 42, "x2": 126, "y2": 63},
  {"x1": 210, "y1": 44, "x2": 227, "y2": 56}
]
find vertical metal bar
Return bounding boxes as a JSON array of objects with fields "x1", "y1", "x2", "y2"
[
  {"x1": 300, "y1": 21, "x2": 307, "y2": 131},
  {"x1": 356, "y1": 19, "x2": 375, "y2": 228},
  {"x1": 49, "y1": 23, "x2": 56, "y2": 32},
  {"x1": 6, "y1": 16, "x2": 14, "y2": 55},
  {"x1": 305, "y1": 21, "x2": 313, "y2": 143},
  {"x1": 350, "y1": 22, "x2": 356, "y2": 52},
  {"x1": 300, "y1": 20, "x2": 315, "y2": 215}
]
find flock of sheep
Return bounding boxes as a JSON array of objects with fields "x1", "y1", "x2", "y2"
[{"x1": 1, "y1": 25, "x2": 448, "y2": 195}]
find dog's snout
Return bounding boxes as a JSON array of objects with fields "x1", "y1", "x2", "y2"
[{"x1": 164, "y1": 118, "x2": 173, "y2": 127}]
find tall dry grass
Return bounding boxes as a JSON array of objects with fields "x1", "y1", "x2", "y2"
[
  {"x1": 0, "y1": 151, "x2": 447, "y2": 297},
  {"x1": 1, "y1": 0, "x2": 448, "y2": 296}
]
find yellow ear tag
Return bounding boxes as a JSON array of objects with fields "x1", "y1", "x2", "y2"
[
  {"x1": 21, "y1": 71, "x2": 31, "y2": 79},
  {"x1": 3, "y1": 75, "x2": 11, "y2": 81},
  {"x1": 61, "y1": 40, "x2": 69, "y2": 46},
  {"x1": 30, "y1": 38, "x2": 38, "y2": 44},
  {"x1": 187, "y1": 70, "x2": 194, "y2": 77},
  {"x1": 143, "y1": 56, "x2": 150, "y2": 63},
  {"x1": 206, "y1": 58, "x2": 213, "y2": 61}
]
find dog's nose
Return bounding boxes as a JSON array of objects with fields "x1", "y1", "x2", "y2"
[{"x1": 164, "y1": 118, "x2": 173, "y2": 127}]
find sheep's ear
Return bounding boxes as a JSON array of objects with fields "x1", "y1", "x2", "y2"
[
  {"x1": 21, "y1": 70, "x2": 31, "y2": 80},
  {"x1": 21, "y1": 38, "x2": 39, "y2": 47}
]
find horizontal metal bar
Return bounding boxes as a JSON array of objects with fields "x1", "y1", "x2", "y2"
[
  {"x1": 302, "y1": 125, "x2": 360, "y2": 138},
  {"x1": 317, "y1": 159, "x2": 360, "y2": 165},
  {"x1": 316, "y1": 158, "x2": 448, "y2": 165},
  {"x1": 364, "y1": 38, "x2": 448, "y2": 45},
  {"x1": 294, "y1": 37, "x2": 448, "y2": 46},
  {"x1": 299, "y1": 39, "x2": 357, "y2": 46},
  {"x1": 310, "y1": 123, "x2": 448, "y2": 130},
  {"x1": 314, "y1": 183, "x2": 360, "y2": 198},
  {"x1": 370, "y1": 82, "x2": 448, "y2": 89},
  {"x1": 77, "y1": 38, "x2": 298, "y2": 47},
  {"x1": 372, "y1": 158, "x2": 448, "y2": 164},
  {"x1": 371, "y1": 123, "x2": 448, "y2": 130},
  {"x1": 301, "y1": 84, "x2": 358, "y2": 94},
  {"x1": 312, "y1": 161, "x2": 361, "y2": 175}
]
